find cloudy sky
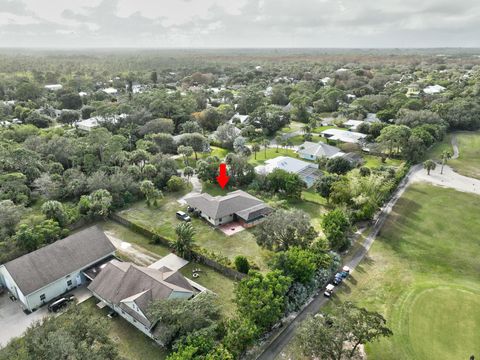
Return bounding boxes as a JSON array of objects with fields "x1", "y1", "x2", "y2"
[{"x1": 0, "y1": 0, "x2": 479, "y2": 48}]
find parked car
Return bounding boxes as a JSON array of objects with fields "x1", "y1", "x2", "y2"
[
  {"x1": 333, "y1": 273, "x2": 343, "y2": 285},
  {"x1": 48, "y1": 294, "x2": 75, "y2": 312},
  {"x1": 340, "y1": 271, "x2": 349, "y2": 278},
  {"x1": 176, "y1": 211, "x2": 191, "y2": 222},
  {"x1": 324, "y1": 284, "x2": 335, "y2": 298},
  {"x1": 342, "y1": 266, "x2": 351, "y2": 274}
]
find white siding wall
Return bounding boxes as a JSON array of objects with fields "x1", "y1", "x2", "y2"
[{"x1": 0, "y1": 266, "x2": 28, "y2": 308}]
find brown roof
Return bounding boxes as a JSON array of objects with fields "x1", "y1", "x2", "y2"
[
  {"x1": 3, "y1": 226, "x2": 115, "y2": 295},
  {"x1": 88, "y1": 260, "x2": 194, "y2": 327}
]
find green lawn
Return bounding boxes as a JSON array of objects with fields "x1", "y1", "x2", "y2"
[
  {"x1": 180, "y1": 262, "x2": 237, "y2": 316},
  {"x1": 82, "y1": 298, "x2": 168, "y2": 360},
  {"x1": 312, "y1": 125, "x2": 337, "y2": 133},
  {"x1": 248, "y1": 147, "x2": 298, "y2": 166},
  {"x1": 363, "y1": 154, "x2": 404, "y2": 169},
  {"x1": 288, "y1": 134, "x2": 326, "y2": 146},
  {"x1": 117, "y1": 195, "x2": 273, "y2": 271},
  {"x1": 280, "y1": 121, "x2": 305, "y2": 134},
  {"x1": 282, "y1": 184, "x2": 480, "y2": 360},
  {"x1": 427, "y1": 131, "x2": 480, "y2": 179}
]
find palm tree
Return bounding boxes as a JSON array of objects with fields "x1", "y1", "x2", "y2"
[
  {"x1": 183, "y1": 166, "x2": 194, "y2": 180},
  {"x1": 171, "y1": 222, "x2": 196, "y2": 258},
  {"x1": 252, "y1": 143, "x2": 261, "y2": 160},
  {"x1": 423, "y1": 159, "x2": 436, "y2": 175},
  {"x1": 440, "y1": 150, "x2": 452, "y2": 174},
  {"x1": 262, "y1": 139, "x2": 270, "y2": 158},
  {"x1": 274, "y1": 135, "x2": 282, "y2": 153}
]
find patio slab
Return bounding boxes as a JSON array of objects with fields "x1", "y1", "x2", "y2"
[
  {"x1": 148, "y1": 253, "x2": 189, "y2": 271},
  {"x1": 219, "y1": 222, "x2": 246, "y2": 236}
]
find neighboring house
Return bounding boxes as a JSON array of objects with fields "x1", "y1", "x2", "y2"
[
  {"x1": 0, "y1": 226, "x2": 116, "y2": 313},
  {"x1": 423, "y1": 84, "x2": 446, "y2": 95},
  {"x1": 341, "y1": 152, "x2": 365, "y2": 167},
  {"x1": 343, "y1": 120, "x2": 364, "y2": 131},
  {"x1": 365, "y1": 113, "x2": 381, "y2": 123},
  {"x1": 44, "y1": 84, "x2": 63, "y2": 91},
  {"x1": 102, "y1": 87, "x2": 118, "y2": 95},
  {"x1": 88, "y1": 260, "x2": 195, "y2": 344},
  {"x1": 321, "y1": 129, "x2": 367, "y2": 144},
  {"x1": 255, "y1": 156, "x2": 322, "y2": 188},
  {"x1": 229, "y1": 113, "x2": 250, "y2": 124},
  {"x1": 297, "y1": 141, "x2": 343, "y2": 161},
  {"x1": 184, "y1": 190, "x2": 272, "y2": 227},
  {"x1": 75, "y1": 114, "x2": 126, "y2": 132},
  {"x1": 406, "y1": 83, "x2": 421, "y2": 98}
]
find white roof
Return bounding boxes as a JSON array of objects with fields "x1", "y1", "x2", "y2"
[
  {"x1": 321, "y1": 129, "x2": 367, "y2": 143},
  {"x1": 423, "y1": 85, "x2": 446, "y2": 94},
  {"x1": 44, "y1": 84, "x2": 63, "y2": 91},
  {"x1": 79, "y1": 92, "x2": 88, "y2": 97},
  {"x1": 344, "y1": 120, "x2": 364, "y2": 128},
  {"x1": 102, "y1": 87, "x2": 118, "y2": 94},
  {"x1": 255, "y1": 156, "x2": 317, "y2": 175},
  {"x1": 326, "y1": 284, "x2": 335, "y2": 291}
]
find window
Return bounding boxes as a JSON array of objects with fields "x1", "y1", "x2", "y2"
[
  {"x1": 133, "y1": 319, "x2": 137, "y2": 323},
  {"x1": 219, "y1": 218, "x2": 222, "y2": 222},
  {"x1": 40, "y1": 294, "x2": 46, "y2": 301},
  {"x1": 67, "y1": 280, "x2": 72, "y2": 287}
]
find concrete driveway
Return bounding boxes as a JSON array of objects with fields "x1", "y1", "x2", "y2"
[
  {"x1": 0, "y1": 286, "x2": 93, "y2": 348},
  {"x1": 0, "y1": 292, "x2": 48, "y2": 348}
]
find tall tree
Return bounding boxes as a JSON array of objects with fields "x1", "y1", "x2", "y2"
[{"x1": 423, "y1": 159, "x2": 436, "y2": 175}]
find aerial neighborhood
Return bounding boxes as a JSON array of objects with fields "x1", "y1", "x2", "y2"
[{"x1": 0, "y1": 12, "x2": 479, "y2": 360}]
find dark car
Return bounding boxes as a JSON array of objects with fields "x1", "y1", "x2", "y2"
[
  {"x1": 176, "y1": 211, "x2": 191, "y2": 222},
  {"x1": 48, "y1": 294, "x2": 75, "y2": 313},
  {"x1": 333, "y1": 273, "x2": 343, "y2": 285}
]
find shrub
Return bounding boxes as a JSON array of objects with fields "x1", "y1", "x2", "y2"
[{"x1": 234, "y1": 256, "x2": 250, "y2": 274}]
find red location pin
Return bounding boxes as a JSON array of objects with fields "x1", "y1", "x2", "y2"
[{"x1": 216, "y1": 163, "x2": 230, "y2": 189}]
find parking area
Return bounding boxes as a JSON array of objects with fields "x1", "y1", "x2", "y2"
[{"x1": 0, "y1": 286, "x2": 92, "y2": 348}]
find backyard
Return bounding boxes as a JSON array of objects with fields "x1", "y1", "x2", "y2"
[
  {"x1": 248, "y1": 147, "x2": 298, "y2": 166},
  {"x1": 117, "y1": 194, "x2": 273, "y2": 271},
  {"x1": 282, "y1": 184, "x2": 480, "y2": 360},
  {"x1": 82, "y1": 298, "x2": 168, "y2": 360},
  {"x1": 427, "y1": 131, "x2": 480, "y2": 179}
]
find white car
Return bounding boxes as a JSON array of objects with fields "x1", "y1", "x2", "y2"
[{"x1": 324, "y1": 284, "x2": 335, "y2": 298}]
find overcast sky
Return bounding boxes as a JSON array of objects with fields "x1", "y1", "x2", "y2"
[{"x1": 0, "y1": 0, "x2": 479, "y2": 48}]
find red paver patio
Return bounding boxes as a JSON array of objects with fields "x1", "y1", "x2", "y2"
[{"x1": 219, "y1": 222, "x2": 245, "y2": 236}]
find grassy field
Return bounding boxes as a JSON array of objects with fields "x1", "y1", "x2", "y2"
[
  {"x1": 427, "y1": 131, "x2": 480, "y2": 179},
  {"x1": 118, "y1": 195, "x2": 273, "y2": 271},
  {"x1": 288, "y1": 134, "x2": 326, "y2": 145},
  {"x1": 282, "y1": 184, "x2": 480, "y2": 360},
  {"x1": 180, "y1": 262, "x2": 237, "y2": 316},
  {"x1": 248, "y1": 147, "x2": 298, "y2": 166},
  {"x1": 363, "y1": 154, "x2": 404, "y2": 169},
  {"x1": 82, "y1": 298, "x2": 168, "y2": 360},
  {"x1": 280, "y1": 121, "x2": 305, "y2": 133},
  {"x1": 176, "y1": 146, "x2": 229, "y2": 169}
]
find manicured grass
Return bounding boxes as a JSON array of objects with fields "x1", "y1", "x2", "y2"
[
  {"x1": 288, "y1": 134, "x2": 326, "y2": 146},
  {"x1": 180, "y1": 262, "x2": 237, "y2": 316},
  {"x1": 280, "y1": 121, "x2": 305, "y2": 133},
  {"x1": 427, "y1": 131, "x2": 480, "y2": 179},
  {"x1": 82, "y1": 298, "x2": 168, "y2": 360},
  {"x1": 118, "y1": 195, "x2": 273, "y2": 271},
  {"x1": 326, "y1": 184, "x2": 480, "y2": 360},
  {"x1": 301, "y1": 189, "x2": 328, "y2": 207},
  {"x1": 312, "y1": 125, "x2": 337, "y2": 133},
  {"x1": 363, "y1": 154, "x2": 404, "y2": 169},
  {"x1": 248, "y1": 147, "x2": 298, "y2": 166}
]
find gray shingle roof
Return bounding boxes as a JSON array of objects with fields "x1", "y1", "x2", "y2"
[
  {"x1": 88, "y1": 260, "x2": 194, "y2": 327},
  {"x1": 185, "y1": 190, "x2": 268, "y2": 220},
  {"x1": 297, "y1": 141, "x2": 341, "y2": 158},
  {"x1": 3, "y1": 226, "x2": 115, "y2": 295}
]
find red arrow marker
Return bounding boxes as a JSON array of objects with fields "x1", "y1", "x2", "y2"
[{"x1": 216, "y1": 163, "x2": 230, "y2": 189}]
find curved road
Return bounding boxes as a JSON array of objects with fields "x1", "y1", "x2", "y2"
[{"x1": 256, "y1": 135, "x2": 478, "y2": 360}]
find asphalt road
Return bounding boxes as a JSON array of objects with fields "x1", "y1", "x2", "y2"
[{"x1": 256, "y1": 165, "x2": 420, "y2": 360}]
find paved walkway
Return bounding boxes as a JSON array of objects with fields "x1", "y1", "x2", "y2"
[{"x1": 178, "y1": 175, "x2": 202, "y2": 205}]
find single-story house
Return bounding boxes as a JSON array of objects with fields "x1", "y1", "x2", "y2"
[
  {"x1": 255, "y1": 156, "x2": 322, "y2": 188},
  {"x1": 229, "y1": 113, "x2": 250, "y2": 124},
  {"x1": 101, "y1": 87, "x2": 118, "y2": 95},
  {"x1": 423, "y1": 84, "x2": 446, "y2": 95},
  {"x1": 184, "y1": 190, "x2": 272, "y2": 227},
  {"x1": 75, "y1": 114, "x2": 126, "y2": 132},
  {"x1": 44, "y1": 84, "x2": 63, "y2": 91},
  {"x1": 321, "y1": 129, "x2": 367, "y2": 144},
  {"x1": 0, "y1": 226, "x2": 116, "y2": 312},
  {"x1": 343, "y1": 120, "x2": 364, "y2": 131},
  {"x1": 297, "y1": 141, "x2": 343, "y2": 161},
  {"x1": 88, "y1": 260, "x2": 195, "y2": 344}
]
